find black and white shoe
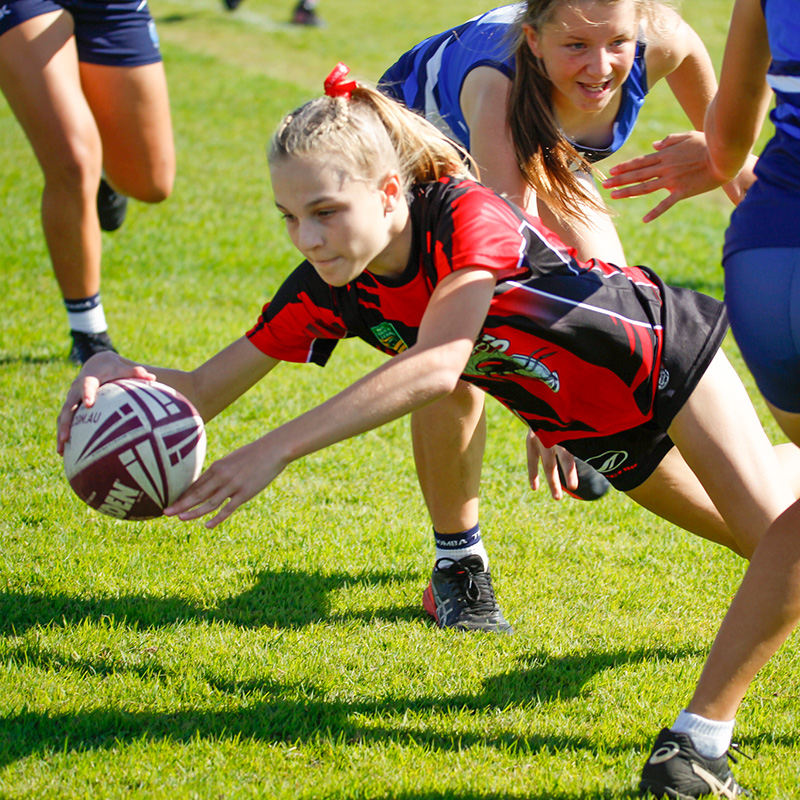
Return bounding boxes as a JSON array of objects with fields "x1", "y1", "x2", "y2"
[
  {"x1": 639, "y1": 728, "x2": 751, "y2": 799},
  {"x1": 290, "y1": 0, "x2": 323, "y2": 26},
  {"x1": 422, "y1": 555, "x2": 513, "y2": 633},
  {"x1": 96, "y1": 178, "x2": 128, "y2": 232},
  {"x1": 68, "y1": 330, "x2": 117, "y2": 366},
  {"x1": 557, "y1": 456, "x2": 611, "y2": 501}
]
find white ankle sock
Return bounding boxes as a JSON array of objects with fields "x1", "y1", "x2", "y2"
[
  {"x1": 65, "y1": 294, "x2": 108, "y2": 334},
  {"x1": 433, "y1": 524, "x2": 488, "y2": 570},
  {"x1": 671, "y1": 709, "x2": 735, "y2": 759}
]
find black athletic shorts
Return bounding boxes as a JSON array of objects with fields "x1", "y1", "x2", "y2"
[{"x1": 559, "y1": 284, "x2": 729, "y2": 492}]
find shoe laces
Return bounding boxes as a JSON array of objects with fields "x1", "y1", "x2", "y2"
[
  {"x1": 727, "y1": 741, "x2": 754, "y2": 765},
  {"x1": 434, "y1": 556, "x2": 495, "y2": 611}
]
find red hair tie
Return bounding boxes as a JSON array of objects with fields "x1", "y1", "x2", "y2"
[{"x1": 324, "y1": 62, "x2": 357, "y2": 99}]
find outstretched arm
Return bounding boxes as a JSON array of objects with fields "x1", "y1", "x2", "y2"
[
  {"x1": 56, "y1": 337, "x2": 278, "y2": 452},
  {"x1": 602, "y1": 8, "x2": 757, "y2": 221},
  {"x1": 165, "y1": 268, "x2": 497, "y2": 528}
]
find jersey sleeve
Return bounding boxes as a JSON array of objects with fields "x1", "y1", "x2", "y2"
[
  {"x1": 429, "y1": 180, "x2": 540, "y2": 282},
  {"x1": 246, "y1": 261, "x2": 349, "y2": 366}
]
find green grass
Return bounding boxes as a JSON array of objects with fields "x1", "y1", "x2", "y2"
[{"x1": 2, "y1": 0, "x2": 799, "y2": 796}]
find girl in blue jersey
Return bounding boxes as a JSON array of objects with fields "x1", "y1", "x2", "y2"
[
  {"x1": 57, "y1": 67, "x2": 800, "y2": 688},
  {"x1": 0, "y1": 1, "x2": 175, "y2": 364},
  {"x1": 637, "y1": 0, "x2": 800, "y2": 796},
  {"x1": 380, "y1": 0, "x2": 759, "y2": 633}
]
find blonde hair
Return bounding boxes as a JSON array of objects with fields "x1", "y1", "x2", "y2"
[
  {"x1": 269, "y1": 80, "x2": 477, "y2": 191},
  {"x1": 508, "y1": 0, "x2": 666, "y2": 221}
]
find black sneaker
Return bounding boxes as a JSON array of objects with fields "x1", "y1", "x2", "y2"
[
  {"x1": 290, "y1": 1, "x2": 323, "y2": 26},
  {"x1": 639, "y1": 728, "x2": 751, "y2": 799},
  {"x1": 557, "y1": 456, "x2": 611, "y2": 501},
  {"x1": 422, "y1": 555, "x2": 513, "y2": 633},
  {"x1": 96, "y1": 178, "x2": 128, "y2": 232},
  {"x1": 222, "y1": 0, "x2": 244, "y2": 9},
  {"x1": 68, "y1": 330, "x2": 118, "y2": 365}
]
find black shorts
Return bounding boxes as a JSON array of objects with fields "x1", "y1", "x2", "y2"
[
  {"x1": 0, "y1": 0, "x2": 161, "y2": 67},
  {"x1": 559, "y1": 284, "x2": 729, "y2": 492}
]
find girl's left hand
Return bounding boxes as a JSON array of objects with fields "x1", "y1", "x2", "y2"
[
  {"x1": 164, "y1": 436, "x2": 287, "y2": 528},
  {"x1": 602, "y1": 130, "x2": 751, "y2": 222},
  {"x1": 526, "y1": 431, "x2": 579, "y2": 501}
]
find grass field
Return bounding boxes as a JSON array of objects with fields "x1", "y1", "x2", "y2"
[{"x1": 1, "y1": 0, "x2": 799, "y2": 797}]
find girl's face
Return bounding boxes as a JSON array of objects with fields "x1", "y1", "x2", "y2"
[
  {"x1": 271, "y1": 156, "x2": 409, "y2": 286},
  {"x1": 525, "y1": 0, "x2": 638, "y2": 116}
]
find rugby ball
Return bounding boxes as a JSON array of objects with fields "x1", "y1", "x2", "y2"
[{"x1": 63, "y1": 379, "x2": 206, "y2": 520}]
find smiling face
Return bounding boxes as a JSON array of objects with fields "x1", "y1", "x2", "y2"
[
  {"x1": 271, "y1": 156, "x2": 411, "y2": 287},
  {"x1": 524, "y1": 0, "x2": 638, "y2": 118}
]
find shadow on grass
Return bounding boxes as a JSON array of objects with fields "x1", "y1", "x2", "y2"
[
  {"x1": 0, "y1": 643, "x2": 703, "y2": 771},
  {"x1": 0, "y1": 566, "x2": 424, "y2": 634},
  {"x1": 375, "y1": 793, "x2": 637, "y2": 800},
  {"x1": 0, "y1": 352, "x2": 65, "y2": 365}
]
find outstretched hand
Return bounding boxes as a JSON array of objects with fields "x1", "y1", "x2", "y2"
[
  {"x1": 602, "y1": 130, "x2": 756, "y2": 223},
  {"x1": 526, "y1": 431, "x2": 578, "y2": 501},
  {"x1": 56, "y1": 352, "x2": 156, "y2": 454},
  {"x1": 163, "y1": 436, "x2": 288, "y2": 528}
]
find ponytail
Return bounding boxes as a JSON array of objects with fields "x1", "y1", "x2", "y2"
[{"x1": 270, "y1": 64, "x2": 478, "y2": 191}]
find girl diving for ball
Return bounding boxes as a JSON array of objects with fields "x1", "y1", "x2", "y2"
[{"x1": 58, "y1": 62, "x2": 800, "y2": 658}]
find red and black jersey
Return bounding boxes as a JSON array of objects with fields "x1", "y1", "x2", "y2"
[{"x1": 247, "y1": 177, "x2": 726, "y2": 448}]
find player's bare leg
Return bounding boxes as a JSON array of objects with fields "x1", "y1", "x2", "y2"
[
  {"x1": 80, "y1": 60, "x2": 174, "y2": 204},
  {"x1": 412, "y1": 380, "x2": 485, "y2": 535},
  {"x1": 627, "y1": 350, "x2": 797, "y2": 557},
  {"x1": 0, "y1": 11, "x2": 116, "y2": 362},
  {"x1": 640, "y1": 404, "x2": 800, "y2": 797},
  {"x1": 687, "y1": 404, "x2": 800, "y2": 720},
  {"x1": 411, "y1": 381, "x2": 511, "y2": 632},
  {"x1": 0, "y1": 12, "x2": 102, "y2": 302}
]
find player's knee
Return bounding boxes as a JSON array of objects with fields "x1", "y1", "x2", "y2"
[
  {"x1": 129, "y1": 170, "x2": 174, "y2": 204},
  {"x1": 110, "y1": 155, "x2": 175, "y2": 203},
  {"x1": 42, "y1": 138, "x2": 103, "y2": 198}
]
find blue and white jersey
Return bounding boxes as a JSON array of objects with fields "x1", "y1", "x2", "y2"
[
  {"x1": 379, "y1": 5, "x2": 518, "y2": 151},
  {"x1": 379, "y1": 3, "x2": 649, "y2": 163},
  {"x1": 764, "y1": 0, "x2": 800, "y2": 140}
]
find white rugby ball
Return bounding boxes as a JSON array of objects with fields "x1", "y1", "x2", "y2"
[{"x1": 63, "y1": 379, "x2": 206, "y2": 520}]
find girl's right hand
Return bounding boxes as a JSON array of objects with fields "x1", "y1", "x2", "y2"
[{"x1": 56, "y1": 352, "x2": 156, "y2": 454}]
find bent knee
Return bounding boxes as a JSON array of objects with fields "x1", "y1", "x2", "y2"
[
  {"x1": 125, "y1": 170, "x2": 174, "y2": 204},
  {"x1": 106, "y1": 155, "x2": 175, "y2": 203}
]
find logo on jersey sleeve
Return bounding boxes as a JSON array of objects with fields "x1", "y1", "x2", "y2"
[
  {"x1": 371, "y1": 322, "x2": 408, "y2": 354},
  {"x1": 465, "y1": 333, "x2": 560, "y2": 392}
]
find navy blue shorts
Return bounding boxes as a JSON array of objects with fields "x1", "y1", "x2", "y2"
[
  {"x1": 0, "y1": 0, "x2": 161, "y2": 66},
  {"x1": 725, "y1": 247, "x2": 800, "y2": 413}
]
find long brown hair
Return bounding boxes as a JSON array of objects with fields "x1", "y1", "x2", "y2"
[
  {"x1": 270, "y1": 79, "x2": 478, "y2": 191},
  {"x1": 508, "y1": 0, "x2": 652, "y2": 221}
]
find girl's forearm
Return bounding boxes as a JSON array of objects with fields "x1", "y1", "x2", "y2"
[{"x1": 260, "y1": 343, "x2": 466, "y2": 465}]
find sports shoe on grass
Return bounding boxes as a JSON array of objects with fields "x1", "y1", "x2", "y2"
[
  {"x1": 97, "y1": 178, "x2": 128, "y2": 232},
  {"x1": 422, "y1": 554, "x2": 513, "y2": 633},
  {"x1": 222, "y1": 0, "x2": 244, "y2": 9},
  {"x1": 557, "y1": 456, "x2": 611, "y2": 501},
  {"x1": 290, "y1": 1, "x2": 323, "y2": 26},
  {"x1": 68, "y1": 330, "x2": 118, "y2": 365},
  {"x1": 639, "y1": 728, "x2": 751, "y2": 799}
]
